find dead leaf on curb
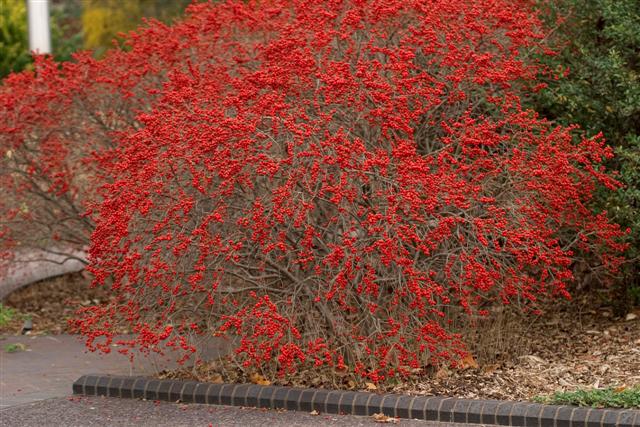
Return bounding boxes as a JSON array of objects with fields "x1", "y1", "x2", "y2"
[
  {"x1": 209, "y1": 373, "x2": 223, "y2": 384},
  {"x1": 372, "y1": 413, "x2": 399, "y2": 423},
  {"x1": 249, "y1": 372, "x2": 271, "y2": 386},
  {"x1": 310, "y1": 410, "x2": 319, "y2": 416},
  {"x1": 365, "y1": 382, "x2": 377, "y2": 391}
]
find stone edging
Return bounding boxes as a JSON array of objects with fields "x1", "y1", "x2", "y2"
[{"x1": 73, "y1": 375, "x2": 639, "y2": 426}]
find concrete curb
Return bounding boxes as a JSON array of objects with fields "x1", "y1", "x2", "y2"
[{"x1": 73, "y1": 375, "x2": 639, "y2": 426}]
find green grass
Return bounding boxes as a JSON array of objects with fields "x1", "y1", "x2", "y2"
[
  {"x1": 534, "y1": 386, "x2": 640, "y2": 409},
  {"x1": 3, "y1": 343, "x2": 26, "y2": 353},
  {"x1": 0, "y1": 304, "x2": 17, "y2": 327}
]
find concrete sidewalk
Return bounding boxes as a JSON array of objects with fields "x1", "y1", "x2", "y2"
[{"x1": 0, "y1": 334, "x2": 225, "y2": 408}]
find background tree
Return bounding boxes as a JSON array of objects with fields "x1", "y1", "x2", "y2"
[
  {"x1": 0, "y1": 0, "x2": 32, "y2": 78},
  {"x1": 0, "y1": 0, "x2": 84, "y2": 78},
  {"x1": 533, "y1": 0, "x2": 640, "y2": 310}
]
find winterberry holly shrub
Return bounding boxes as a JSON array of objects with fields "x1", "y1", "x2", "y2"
[
  {"x1": 0, "y1": 14, "x2": 210, "y2": 266},
  {"x1": 1, "y1": 0, "x2": 627, "y2": 383}
]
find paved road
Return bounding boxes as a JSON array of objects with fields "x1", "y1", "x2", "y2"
[
  {"x1": 0, "y1": 396, "x2": 478, "y2": 427},
  {"x1": 0, "y1": 334, "x2": 225, "y2": 408},
  {"x1": 0, "y1": 335, "x2": 484, "y2": 426}
]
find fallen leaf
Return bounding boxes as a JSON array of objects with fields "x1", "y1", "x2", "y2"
[
  {"x1": 519, "y1": 355, "x2": 546, "y2": 365},
  {"x1": 210, "y1": 373, "x2": 223, "y2": 384},
  {"x1": 310, "y1": 410, "x2": 319, "y2": 416},
  {"x1": 249, "y1": 372, "x2": 271, "y2": 386},
  {"x1": 625, "y1": 313, "x2": 637, "y2": 321},
  {"x1": 347, "y1": 380, "x2": 356, "y2": 389},
  {"x1": 435, "y1": 366, "x2": 450, "y2": 379},
  {"x1": 460, "y1": 354, "x2": 479, "y2": 370},
  {"x1": 334, "y1": 366, "x2": 349, "y2": 377},
  {"x1": 558, "y1": 378, "x2": 573, "y2": 387},
  {"x1": 481, "y1": 363, "x2": 500, "y2": 375},
  {"x1": 365, "y1": 382, "x2": 377, "y2": 391},
  {"x1": 372, "y1": 413, "x2": 399, "y2": 423}
]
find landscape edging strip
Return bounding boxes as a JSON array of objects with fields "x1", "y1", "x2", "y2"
[{"x1": 72, "y1": 375, "x2": 639, "y2": 426}]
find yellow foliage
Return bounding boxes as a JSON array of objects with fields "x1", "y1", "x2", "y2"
[
  {"x1": 81, "y1": 1, "x2": 142, "y2": 50},
  {"x1": 81, "y1": 0, "x2": 191, "y2": 53}
]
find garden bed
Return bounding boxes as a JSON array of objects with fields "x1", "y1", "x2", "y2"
[
  {"x1": 0, "y1": 273, "x2": 112, "y2": 335},
  {"x1": 2, "y1": 273, "x2": 638, "y2": 406},
  {"x1": 160, "y1": 295, "x2": 640, "y2": 404}
]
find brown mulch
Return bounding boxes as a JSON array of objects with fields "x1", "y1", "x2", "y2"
[
  {"x1": 162, "y1": 297, "x2": 640, "y2": 402},
  {"x1": 398, "y1": 302, "x2": 640, "y2": 401},
  {"x1": 2, "y1": 273, "x2": 638, "y2": 402},
  {"x1": 0, "y1": 272, "x2": 113, "y2": 336}
]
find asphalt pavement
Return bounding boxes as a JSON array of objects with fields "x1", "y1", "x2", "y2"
[
  {"x1": 0, "y1": 334, "x2": 478, "y2": 426},
  {"x1": 0, "y1": 396, "x2": 477, "y2": 427},
  {"x1": 0, "y1": 334, "x2": 185, "y2": 408}
]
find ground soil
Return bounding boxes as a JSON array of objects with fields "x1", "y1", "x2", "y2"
[
  {"x1": 2, "y1": 273, "x2": 638, "y2": 403},
  {"x1": 160, "y1": 297, "x2": 640, "y2": 403},
  {"x1": 402, "y1": 299, "x2": 639, "y2": 401},
  {"x1": 0, "y1": 273, "x2": 112, "y2": 335}
]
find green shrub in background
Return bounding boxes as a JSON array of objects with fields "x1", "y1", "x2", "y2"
[
  {"x1": 0, "y1": 0, "x2": 31, "y2": 78},
  {"x1": 533, "y1": 0, "x2": 640, "y2": 309},
  {"x1": 50, "y1": 0, "x2": 84, "y2": 63}
]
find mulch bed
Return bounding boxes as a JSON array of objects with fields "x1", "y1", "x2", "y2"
[
  {"x1": 0, "y1": 272, "x2": 112, "y2": 335},
  {"x1": 2, "y1": 273, "x2": 638, "y2": 403},
  {"x1": 161, "y1": 295, "x2": 640, "y2": 402},
  {"x1": 397, "y1": 303, "x2": 639, "y2": 401}
]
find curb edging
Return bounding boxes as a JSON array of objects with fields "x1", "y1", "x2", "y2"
[{"x1": 73, "y1": 375, "x2": 640, "y2": 426}]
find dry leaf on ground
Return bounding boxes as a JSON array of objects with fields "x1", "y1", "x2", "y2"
[
  {"x1": 372, "y1": 413, "x2": 399, "y2": 423},
  {"x1": 460, "y1": 354, "x2": 479, "y2": 370},
  {"x1": 435, "y1": 366, "x2": 450, "y2": 379}
]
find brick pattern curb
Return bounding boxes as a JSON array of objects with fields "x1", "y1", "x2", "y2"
[{"x1": 73, "y1": 375, "x2": 639, "y2": 426}]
